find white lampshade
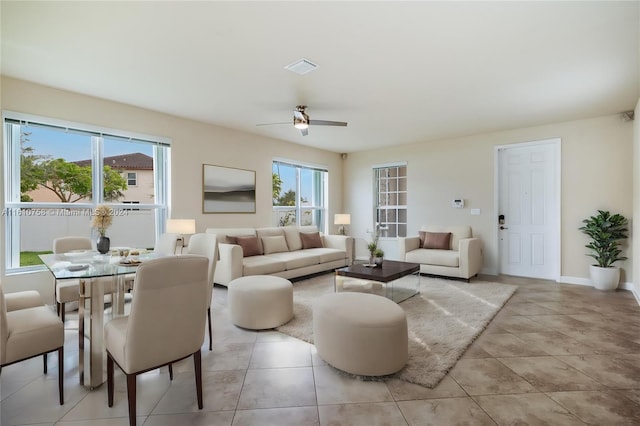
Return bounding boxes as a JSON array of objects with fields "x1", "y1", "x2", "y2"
[
  {"x1": 334, "y1": 214, "x2": 351, "y2": 225},
  {"x1": 166, "y1": 219, "x2": 196, "y2": 235}
]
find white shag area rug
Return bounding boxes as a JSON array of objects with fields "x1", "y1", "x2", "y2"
[{"x1": 275, "y1": 273, "x2": 517, "y2": 388}]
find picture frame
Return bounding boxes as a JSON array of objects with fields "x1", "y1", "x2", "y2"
[{"x1": 202, "y1": 164, "x2": 256, "y2": 213}]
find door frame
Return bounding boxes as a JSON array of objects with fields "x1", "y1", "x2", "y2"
[{"x1": 493, "y1": 138, "x2": 561, "y2": 281}]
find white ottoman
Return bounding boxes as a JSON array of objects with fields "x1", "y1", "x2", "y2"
[
  {"x1": 228, "y1": 275, "x2": 293, "y2": 330},
  {"x1": 313, "y1": 292, "x2": 408, "y2": 376}
]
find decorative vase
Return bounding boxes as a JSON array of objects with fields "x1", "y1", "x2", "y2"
[
  {"x1": 374, "y1": 256, "x2": 383, "y2": 267},
  {"x1": 589, "y1": 265, "x2": 620, "y2": 291},
  {"x1": 97, "y1": 235, "x2": 110, "y2": 254}
]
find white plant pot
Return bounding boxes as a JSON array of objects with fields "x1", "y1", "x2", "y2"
[{"x1": 589, "y1": 265, "x2": 620, "y2": 291}]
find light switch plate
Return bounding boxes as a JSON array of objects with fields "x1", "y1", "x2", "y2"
[{"x1": 470, "y1": 208, "x2": 481, "y2": 215}]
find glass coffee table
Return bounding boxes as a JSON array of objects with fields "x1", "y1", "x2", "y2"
[{"x1": 335, "y1": 260, "x2": 421, "y2": 303}]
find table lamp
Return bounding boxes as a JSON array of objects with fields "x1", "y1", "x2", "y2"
[
  {"x1": 166, "y1": 219, "x2": 196, "y2": 253},
  {"x1": 334, "y1": 214, "x2": 351, "y2": 235}
]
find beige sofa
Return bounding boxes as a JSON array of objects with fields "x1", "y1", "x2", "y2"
[
  {"x1": 398, "y1": 226, "x2": 482, "y2": 282},
  {"x1": 205, "y1": 226, "x2": 353, "y2": 286}
]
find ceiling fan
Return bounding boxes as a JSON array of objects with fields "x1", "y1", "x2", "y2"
[{"x1": 256, "y1": 105, "x2": 347, "y2": 136}]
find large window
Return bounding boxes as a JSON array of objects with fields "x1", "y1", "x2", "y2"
[
  {"x1": 3, "y1": 112, "x2": 171, "y2": 272},
  {"x1": 374, "y1": 163, "x2": 407, "y2": 238},
  {"x1": 272, "y1": 159, "x2": 327, "y2": 230}
]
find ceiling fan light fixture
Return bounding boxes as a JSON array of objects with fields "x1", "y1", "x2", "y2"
[{"x1": 293, "y1": 118, "x2": 309, "y2": 129}]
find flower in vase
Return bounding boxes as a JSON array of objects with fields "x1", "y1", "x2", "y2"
[{"x1": 92, "y1": 205, "x2": 113, "y2": 237}]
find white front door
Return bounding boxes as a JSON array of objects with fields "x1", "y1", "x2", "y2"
[{"x1": 497, "y1": 140, "x2": 560, "y2": 280}]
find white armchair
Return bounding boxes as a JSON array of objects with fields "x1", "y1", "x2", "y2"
[{"x1": 399, "y1": 226, "x2": 482, "y2": 282}]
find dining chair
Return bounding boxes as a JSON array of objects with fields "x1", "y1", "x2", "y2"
[
  {"x1": 104, "y1": 255, "x2": 209, "y2": 426},
  {"x1": 122, "y1": 233, "x2": 179, "y2": 293},
  {"x1": 52, "y1": 236, "x2": 92, "y2": 323},
  {"x1": 0, "y1": 284, "x2": 65, "y2": 405},
  {"x1": 186, "y1": 233, "x2": 218, "y2": 351},
  {"x1": 154, "y1": 232, "x2": 179, "y2": 255},
  {"x1": 52, "y1": 236, "x2": 116, "y2": 323}
]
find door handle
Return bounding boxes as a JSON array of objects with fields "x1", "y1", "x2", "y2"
[{"x1": 500, "y1": 226, "x2": 509, "y2": 230}]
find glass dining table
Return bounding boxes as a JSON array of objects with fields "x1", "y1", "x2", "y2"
[{"x1": 39, "y1": 251, "x2": 155, "y2": 389}]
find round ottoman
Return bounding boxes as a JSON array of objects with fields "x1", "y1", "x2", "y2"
[
  {"x1": 228, "y1": 275, "x2": 293, "y2": 330},
  {"x1": 313, "y1": 292, "x2": 408, "y2": 376}
]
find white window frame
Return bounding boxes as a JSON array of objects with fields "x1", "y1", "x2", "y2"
[
  {"x1": 373, "y1": 162, "x2": 407, "y2": 238},
  {"x1": 272, "y1": 158, "x2": 328, "y2": 232},
  {"x1": 2, "y1": 111, "x2": 171, "y2": 274}
]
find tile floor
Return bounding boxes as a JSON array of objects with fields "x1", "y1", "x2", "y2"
[{"x1": 2, "y1": 274, "x2": 640, "y2": 425}]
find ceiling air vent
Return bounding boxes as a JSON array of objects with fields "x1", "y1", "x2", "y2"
[{"x1": 284, "y1": 58, "x2": 319, "y2": 75}]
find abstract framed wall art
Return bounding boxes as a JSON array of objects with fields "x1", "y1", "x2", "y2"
[{"x1": 202, "y1": 164, "x2": 256, "y2": 213}]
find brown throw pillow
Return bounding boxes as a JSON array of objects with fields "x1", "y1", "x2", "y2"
[
  {"x1": 423, "y1": 232, "x2": 452, "y2": 250},
  {"x1": 300, "y1": 231, "x2": 323, "y2": 249},
  {"x1": 228, "y1": 235, "x2": 262, "y2": 257},
  {"x1": 419, "y1": 230, "x2": 426, "y2": 247}
]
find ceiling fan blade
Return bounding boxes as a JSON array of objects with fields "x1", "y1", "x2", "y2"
[
  {"x1": 308, "y1": 119, "x2": 348, "y2": 127},
  {"x1": 300, "y1": 127, "x2": 308, "y2": 136},
  {"x1": 256, "y1": 122, "x2": 291, "y2": 126}
]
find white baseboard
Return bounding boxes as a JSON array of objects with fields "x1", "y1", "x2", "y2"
[{"x1": 559, "y1": 275, "x2": 634, "y2": 292}]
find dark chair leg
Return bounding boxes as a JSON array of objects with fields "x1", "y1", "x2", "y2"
[
  {"x1": 168, "y1": 364, "x2": 173, "y2": 380},
  {"x1": 56, "y1": 302, "x2": 61, "y2": 317},
  {"x1": 208, "y1": 307, "x2": 213, "y2": 351},
  {"x1": 60, "y1": 303, "x2": 65, "y2": 324},
  {"x1": 43, "y1": 353, "x2": 48, "y2": 374},
  {"x1": 58, "y1": 347, "x2": 64, "y2": 405},
  {"x1": 194, "y1": 350, "x2": 203, "y2": 409},
  {"x1": 107, "y1": 354, "x2": 114, "y2": 407},
  {"x1": 126, "y1": 373, "x2": 137, "y2": 426}
]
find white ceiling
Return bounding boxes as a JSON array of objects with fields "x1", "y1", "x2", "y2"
[{"x1": 2, "y1": 1, "x2": 638, "y2": 153}]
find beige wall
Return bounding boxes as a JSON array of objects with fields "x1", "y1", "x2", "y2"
[
  {"x1": 345, "y1": 114, "x2": 633, "y2": 284},
  {"x1": 0, "y1": 77, "x2": 344, "y2": 296},
  {"x1": 634, "y1": 98, "x2": 640, "y2": 297},
  {"x1": 1, "y1": 76, "x2": 636, "y2": 295}
]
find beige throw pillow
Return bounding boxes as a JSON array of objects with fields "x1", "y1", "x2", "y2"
[
  {"x1": 423, "y1": 232, "x2": 452, "y2": 250},
  {"x1": 300, "y1": 232, "x2": 323, "y2": 249},
  {"x1": 262, "y1": 235, "x2": 289, "y2": 254}
]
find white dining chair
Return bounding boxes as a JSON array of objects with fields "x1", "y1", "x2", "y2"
[
  {"x1": 0, "y1": 284, "x2": 65, "y2": 405},
  {"x1": 154, "y1": 233, "x2": 179, "y2": 255},
  {"x1": 104, "y1": 255, "x2": 209, "y2": 426},
  {"x1": 186, "y1": 233, "x2": 218, "y2": 350},
  {"x1": 53, "y1": 236, "x2": 116, "y2": 323}
]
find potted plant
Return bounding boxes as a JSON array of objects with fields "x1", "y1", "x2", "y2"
[
  {"x1": 579, "y1": 210, "x2": 628, "y2": 291},
  {"x1": 373, "y1": 248, "x2": 384, "y2": 266},
  {"x1": 367, "y1": 242, "x2": 378, "y2": 266}
]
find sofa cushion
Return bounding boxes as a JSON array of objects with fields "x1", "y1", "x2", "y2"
[
  {"x1": 283, "y1": 227, "x2": 303, "y2": 251},
  {"x1": 300, "y1": 232, "x2": 323, "y2": 249},
  {"x1": 423, "y1": 232, "x2": 451, "y2": 250},
  {"x1": 406, "y1": 249, "x2": 459, "y2": 267},
  {"x1": 262, "y1": 235, "x2": 289, "y2": 255},
  {"x1": 420, "y1": 226, "x2": 472, "y2": 250},
  {"x1": 229, "y1": 235, "x2": 262, "y2": 257},
  {"x1": 283, "y1": 225, "x2": 318, "y2": 251},
  {"x1": 302, "y1": 248, "x2": 345, "y2": 263},
  {"x1": 256, "y1": 227, "x2": 285, "y2": 254},
  {"x1": 206, "y1": 228, "x2": 256, "y2": 245},
  {"x1": 265, "y1": 251, "x2": 321, "y2": 270},
  {"x1": 242, "y1": 256, "x2": 287, "y2": 275}
]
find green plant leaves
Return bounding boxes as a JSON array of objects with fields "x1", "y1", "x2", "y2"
[{"x1": 579, "y1": 210, "x2": 628, "y2": 268}]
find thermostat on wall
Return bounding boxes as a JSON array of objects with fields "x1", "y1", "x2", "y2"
[{"x1": 452, "y1": 199, "x2": 465, "y2": 208}]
